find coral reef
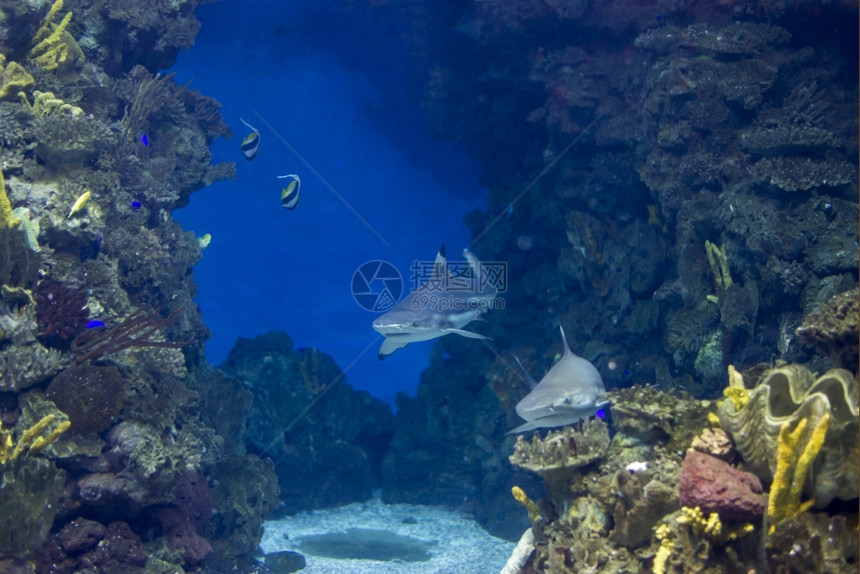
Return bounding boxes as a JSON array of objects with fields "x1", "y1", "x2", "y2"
[
  {"x1": 0, "y1": 0, "x2": 266, "y2": 569},
  {"x1": 718, "y1": 364, "x2": 859, "y2": 508},
  {"x1": 796, "y1": 287, "x2": 859, "y2": 368}
]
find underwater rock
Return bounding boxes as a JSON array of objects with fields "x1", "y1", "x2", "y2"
[
  {"x1": 220, "y1": 331, "x2": 393, "y2": 513},
  {"x1": 718, "y1": 364, "x2": 859, "y2": 508},
  {"x1": 678, "y1": 449, "x2": 764, "y2": 522},
  {"x1": 208, "y1": 454, "x2": 279, "y2": 558},
  {"x1": 264, "y1": 550, "x2": 307, "y2": 573},
  {"x1": 76, "y1": 521, "x2": 147, "y2": 571},
  {"x1": 152, "y1": 505, "x2": 213, "y2": 565},
  {"x1": 56, "y1": 518, "x2": 106, "y2": 554}
]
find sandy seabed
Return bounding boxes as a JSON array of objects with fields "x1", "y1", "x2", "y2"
[{"x1": 260, "y1": 497, "x2": 516, "y2": 574}]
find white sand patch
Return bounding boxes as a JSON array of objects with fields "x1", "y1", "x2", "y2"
[{"x1": 260, "y1": 497, "x2": 515, "y2": 574}]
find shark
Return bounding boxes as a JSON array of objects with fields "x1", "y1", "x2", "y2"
[
  {"x1": 372, "y1": 245, "x2": 497, "y2": 359},
  {"x1": 507, "y1": 325, "x2": 608, "y2": 435}
]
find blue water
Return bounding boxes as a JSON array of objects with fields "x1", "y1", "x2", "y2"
[{"x1": 172, "y1": 1, "x2": 487, "y2": 406}]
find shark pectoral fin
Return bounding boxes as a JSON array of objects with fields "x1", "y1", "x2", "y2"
[
  {"x1": 443, "y1": 328, "x2": 491, "y2": 340},
  {"x1": 506, "y1": 421, "x2": 538, "y2": 436},
  {"x1": 378, "y1": 337, "x2": 408, "y2": 360}
]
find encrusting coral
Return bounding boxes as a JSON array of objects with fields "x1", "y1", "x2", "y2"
[{"x1": 718, "y1": 364, "x2": 859, "y2": 508}]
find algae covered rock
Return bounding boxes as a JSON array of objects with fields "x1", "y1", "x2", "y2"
[{"x1": 718, "y1": 364, "x2": 859, "y2": 507}]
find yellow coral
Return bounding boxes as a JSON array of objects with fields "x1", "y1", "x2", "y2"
[
  {"x1": 721, "y1": 365, "x2": 750, "y2": 411},
  {"x1": 652, "y1": 523, "x2": 674, "y2": 574},
  {"x1": 705, "y1": 240, "x2": 733, "y2": 292},
  {"x1": 512, "y1": 485, "x2": 541, "y2": 523},
  {"x1": 28, "y1": 0, "x2": 83, "y2": 74},
  {"x1": 0, "y1": 56, "x2": 35, "y2": 101},
  {"x1": 0, "y1": 414, "x2": 70, "y2": 464},
  {"x1": 28, "y1": 90, "x2": 84, "y2": 118},
  {"x1": 0, "y1": 169, "x2": 22, "y2": 230},
  {"x1": 678, "y1": 506, "x2": 754, "y2": 545},
  {"x1": 767, "y1": 411, "x2": 830, "y2": 531}
]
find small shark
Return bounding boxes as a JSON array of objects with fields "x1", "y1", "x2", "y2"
[
  {"x1": 507, "y1": 325, "x2": 608, "y2": 434},
  {"x1": 372, "y1": 245, "x2": 497, "y2": 359}
]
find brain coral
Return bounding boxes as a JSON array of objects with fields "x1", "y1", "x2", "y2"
[{"x1": 718, "y1": 364, "x2": 858, "y2": 508}]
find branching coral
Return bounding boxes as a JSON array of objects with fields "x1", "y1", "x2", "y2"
[
  {"x1": 27, "y1": 0, "x2": 85, "y2": 76},
  {"x1": 767, "y1": 413, "x2": 830, "y2": 531},
  {"x1": 704, "y1": 240, "x2": 732, "y2": 295},
  {"x1": 0, "y1": 413, "x2": 70, "y2": 464},
  {"x1": 70, "y1": 307, "x2": 192, "y2": 364}
]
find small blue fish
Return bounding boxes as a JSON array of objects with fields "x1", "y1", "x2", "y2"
[
  {"x1": 240, "y1": 118, "x2": 260, "y2": 160},
  {"x1": 130, "y1": 200, "x2": 141, "y2": 209},
  {"x1": 140, "y1": 134, "x2": 149, "y2": 147},
  {"x1": 278, "y1": 174, "x2": 301, "y2": 210},
  {"x1": 86, "y1": 320, "x2": 106, "y2": 329}
]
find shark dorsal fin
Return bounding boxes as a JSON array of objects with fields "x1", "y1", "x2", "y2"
[
  {"x1": 431, "y1": 244, "x2": 447, "y2": 281},
  {"x1": 559, "y1": 325, "x2": 573, "y2": 358}
]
